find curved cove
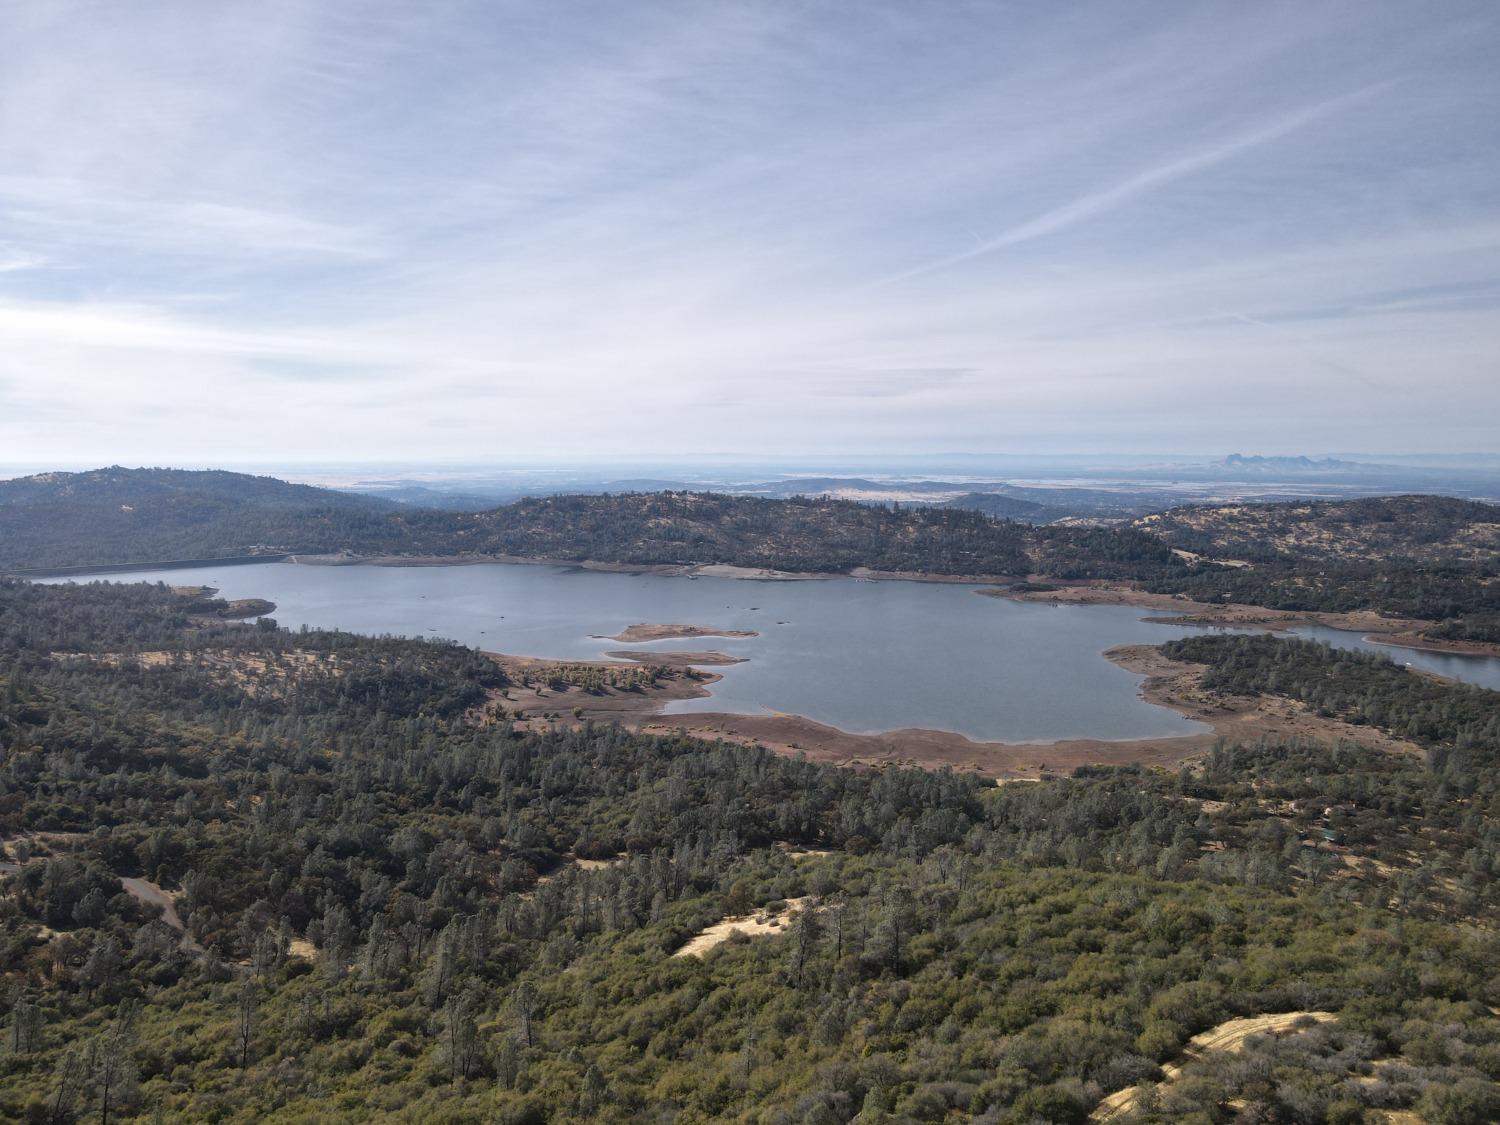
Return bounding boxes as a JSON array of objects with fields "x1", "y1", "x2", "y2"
[{"x1": 38, "y1": 561, "x2": 1500, "y2": 743}]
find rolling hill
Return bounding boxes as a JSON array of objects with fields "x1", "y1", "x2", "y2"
[
  {"x1": 1135, "y1": 495, "x2": 1500, "y2": 564},
  {"x1": 0, "y1": 466, "x2": 395, "y2": 569},
  {"x1": 942, "y1": 492, "x2": 1058, "y2": 522}
]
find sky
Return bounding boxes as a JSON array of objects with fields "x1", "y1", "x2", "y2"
[{"x1": 1, "y1": 1, "x2": 1498, "y2": 464}]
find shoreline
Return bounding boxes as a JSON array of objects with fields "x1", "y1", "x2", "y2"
[
  {"x1": 28, "y1": 552, "x2": 1500, "y2": 658},
  {"x1": 636, "y1": 644, "x2": 1423, "y2": 777},
  {"x1": 603, "y1": 650, "x2": 746, "y2": 667},
  {"x1": 986, "y1": 581, "x2": 1500, "y2": 659},
  {"x1": 289, "y1": 553, "x2": 843, "y2": 581},
  {"x1": 479, "y1": 652, "x2": 723, "y2": 727},
  {"x1": 289, "y1": 552, "x2": 1024, "y2": 585},
  {"x1": 480, "y1": 644, "x2": 1425, "y2": 779},
  {"x1": 125, "y1": 578, "x2": 1456, "y2": 779}
]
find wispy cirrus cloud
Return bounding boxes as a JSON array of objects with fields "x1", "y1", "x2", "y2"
[
  {"x1": 873, "y1": 82, "x2": 1397, "y2": 287},
  {"x1": 0, "y1": 177, "x2": 381, "y2": 259},
  {"x1": 0, "y1": 0, "x2": 1497, "y2": 461}
]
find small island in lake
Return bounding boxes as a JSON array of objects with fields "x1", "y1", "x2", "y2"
[{"x1": 599, "y1": 622, "x2": 759, "y2": 643}]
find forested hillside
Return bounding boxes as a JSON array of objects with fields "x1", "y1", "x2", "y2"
[
  {"x1": 939, "y1": 494, "x2": 1058, "y2": 522},
  {"x1": 1, "y1": 581, "x2": 1498, "y2": 1122},
  {"x1": 0, "y1": 468, "x2": 394, "y2": 570},
  {"x1": 0, "y1": 469, "x2": 1164, "y2": 579},
  {"x1": 5, "y1": 469, "x2": 1500, "y2": 644},
  {"x1": 420, "y1": 491, "x2": 1038, "y2": 575},
  {"x1": 1136, "y1": 496, "x2": 1500, "y2": 565},
  {"x1": 1123, "y1": 499, "x2": 1500, "y2": 640}
]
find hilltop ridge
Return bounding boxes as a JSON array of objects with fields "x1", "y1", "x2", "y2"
[
  {"x1": 5, "y1": 467, "x2": 1499, "y2": 645},
  {"x1": 1136, "y1": 494, "x2": 1500, "y2": 564}
]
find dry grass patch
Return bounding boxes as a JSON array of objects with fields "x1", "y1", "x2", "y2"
[{"x1": 673, "y1": 897, "x2": 812, "y2": 957}]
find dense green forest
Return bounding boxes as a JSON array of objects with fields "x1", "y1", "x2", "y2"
[{"x1": 2, "y1": 580, "x2": 1498, "y2": 1122}]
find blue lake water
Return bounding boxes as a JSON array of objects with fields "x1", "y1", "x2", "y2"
[{"x1": 39, "y1": 562, "x2": 1500, "y2": 743}]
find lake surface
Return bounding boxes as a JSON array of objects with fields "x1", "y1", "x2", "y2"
[{"x1": 39, "y1": 562, "x2": 1500, "y2": 742}]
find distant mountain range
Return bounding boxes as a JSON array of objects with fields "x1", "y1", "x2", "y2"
[{"x1": 1220, "y1": 454, "x2": 1370, "y2": 471}]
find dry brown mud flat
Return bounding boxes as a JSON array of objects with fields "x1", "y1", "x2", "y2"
[{"x1": 490, "y1": 645, "x2": 1423, "y2": 779}]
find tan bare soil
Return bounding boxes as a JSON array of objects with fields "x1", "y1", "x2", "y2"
[
  {"x1": 601, "y1": 623, "x2": 759, "y2": 643},
  {"x1": 533, "y1": 855, "x2": 624, "y2": 888},
  {"x1": 119, "y1": 877, "x2": 202, "y2": 952},
  {"x1": 1092, "y1": 1011, "x2": 1338, "y2": 1121},
  {"x1": 673, "y1": 897, "x2": 812, "y2": 957},
  {"x1": 776, "y1": 845, "x2": 833, "y2": 862},
  {"x1": 573, "y1": 857, "x2": 620, "y2": 871}
]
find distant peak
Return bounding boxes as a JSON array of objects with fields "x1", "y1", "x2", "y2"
[{"x1": 1220, "y1": 454, "x2": 1363, "y2": 471}]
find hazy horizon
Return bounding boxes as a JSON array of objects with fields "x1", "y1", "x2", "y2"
[{"x1": 2, "y1": 1, "x2": 1498, "y2": 461}]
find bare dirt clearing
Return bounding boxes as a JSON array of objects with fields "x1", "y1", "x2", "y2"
[
  {"x1": 287, "y1": 938, "x2": 318, "y2": 961},
  {"x1": 120, "y1": 877, "x2": 201, "y2": 952},
  {"x1": 673, "y1": 897, "x2": 812, "y2": 957},
  {"x1": 1092, "y1": 1011, "x2": 1337, "y2": 1121}
]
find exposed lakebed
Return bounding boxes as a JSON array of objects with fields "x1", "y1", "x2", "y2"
[{"x1": 40, "y1": 561, "x2": 1500, "y2": 743}]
